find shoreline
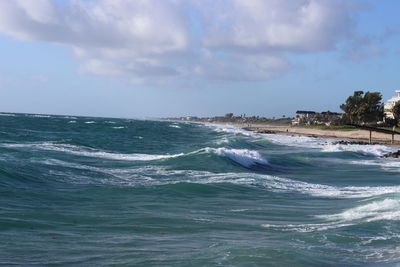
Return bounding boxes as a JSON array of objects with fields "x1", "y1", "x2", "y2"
[{"x1": 226, "y1": 123, "x2": 400, "y2": 147}]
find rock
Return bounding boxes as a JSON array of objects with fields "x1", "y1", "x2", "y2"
[
  {"x1": 258, "y1": 130, "x2": 276, "y2": 134},
  {"x1": 332, "y1": 140, "x2": 370, "y2": 145},
  {"x1": 381, "y1": 150, "x2": 400, "y2": 158}
]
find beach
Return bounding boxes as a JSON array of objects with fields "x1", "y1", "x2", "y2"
[{"x1": 234, "y1": 124, "x2": 400, "y2": 146}]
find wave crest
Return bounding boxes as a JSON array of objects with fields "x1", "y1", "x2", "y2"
[
  {"x1": 206, "y1": 147, "x2": 268, "y2": 167},
  {"x1": 1, "y1": 142, "x2": 184, "y2": 161}
]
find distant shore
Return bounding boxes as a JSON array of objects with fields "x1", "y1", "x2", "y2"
[{"x1": 228, "y1": 123, "x2": 400, "y2": 146}]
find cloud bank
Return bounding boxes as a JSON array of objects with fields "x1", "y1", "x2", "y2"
[{"x1": 0, "y1": 0, "x2": 359, "y2": 83}]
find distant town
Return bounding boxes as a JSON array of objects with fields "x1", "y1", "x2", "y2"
[{"x1": 167, "y1": 90, "x2": 400, "y2": 128}]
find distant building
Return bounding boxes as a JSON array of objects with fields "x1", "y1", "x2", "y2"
[
  {"x1": 321, "y1": 111, "x2": 342, "y2": 119},
  {"x1": 292, "y1": 111, "x2": 316, "y2": 125},
  {"x1": 292, "y1": 110, "x2": 342, "y2": 125},
  {"x1": 296, "y1": 111, "x2": 316, "y2": 118},
  {"x1": 384, "y1": 90, "x2": 400, "y2": 119}
]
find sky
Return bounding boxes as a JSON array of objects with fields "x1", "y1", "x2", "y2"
[{"x1": 0, "y1": 0, "x2": 399, "y2": 118}]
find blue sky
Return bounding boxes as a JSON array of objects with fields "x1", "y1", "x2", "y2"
[{"x1": 0, "y1": 0, "x2": 399, "y2": 118}]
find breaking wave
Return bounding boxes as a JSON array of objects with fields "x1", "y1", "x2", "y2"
[
  {"x1": 263, "y1": 197, "x2": 400, "y2": 233},
  {"x1": 206, "y1": 147, "x2": 268, "y2": 167},
  {"x1": 322, "y1": 143, "x2": 394, "y2": 157},
  {"x1": 28, "y1": 157, "x2": 400, "y2": 200},
  {"x1": 317, "y1": 198, "x2": 400, "y2": 223},
  {"x1": 169, "y1": 124, "x2": 181, "y2": 128},
  {"x1": 0, "y1": 142, "x2": 184, "y2": 161},
  {"x1": 204, "y1": 123, "x2": 397, "y2": 157}
]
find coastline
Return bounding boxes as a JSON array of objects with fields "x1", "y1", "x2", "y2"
[{"x1": 227, "y1": 123, "x2": 400, "y2": 147}]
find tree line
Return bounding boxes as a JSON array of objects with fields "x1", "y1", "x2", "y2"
[{"x1": 340, "y1": 91, "x2": 400, "y2": 126}]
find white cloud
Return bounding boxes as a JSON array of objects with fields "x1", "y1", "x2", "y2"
[
  {"x1": 201, "y1": 0, "x2": 354, "y2": 52},
  {"x1": 0, "y1": 0, "x2": 362, "y2": 83}
]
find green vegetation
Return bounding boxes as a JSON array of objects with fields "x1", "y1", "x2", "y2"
[
  {"x1": 340, "y1": 91, "x2": 384, "y2": 125},
  {"x1": 393, "y1": 102, "x2": 400, "y2": 127},
  {"x1": 293, "y1": 124, "x2": 357, "y2": 131}
]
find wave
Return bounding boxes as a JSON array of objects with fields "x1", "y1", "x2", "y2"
[
  {"x1": 263, "y1": 133, "x2": 327, "y2": 148},
  {"x1": 317, "y1": 198, "x2": 400, "y2": 223},
  {"x1": 31, "y1": 157, "x2": 400, "y2": 200},
  {"x1": 62, "y1": 116, "x2": 77, "y2": 119},
  {"x1": 68, "y1": 120, "x2": 77, "y2": 123},
  {"x1": 206, "y1": 147, "x2": 268, "y2": 167},
  {"x1": 84, "y1": 121, "x2": 96, "y2": 124},
  {"x1": 261, "y1": 134, "x2": 396, "y2": 157},
  {"x1": 17, "y1": 143, "x2": 271, "y2": 168},
  {"x1": 1, "y1": 142, "x2": 184, "y2": 161},
  {"x1": 350, "y1": 159, "x2": 400, "y2": 172},
  {"x1": 205, "y1": 123, "x2": 397, "y2": 157},
  {"x1": 322, "y1": 143, "x2": 394, "y2": 157},
  {"x1": 261, "y1": 222, "x2": 354, "y2": 233},
  {"x1": 26, "y1": 114, "x2": 51, "y2": 118},
  {"x1": 215, "y1": 137, "x2": 230, "y2": 145},
  {"x1": 263, "y1": 197, "x2": 400, "y2": 233},
  {"x1": 204, "y1": 124, "x2": 258, "y2": 137},
  {"x1": 112, "y1": 126, "x2": 126, "y2": 129}
]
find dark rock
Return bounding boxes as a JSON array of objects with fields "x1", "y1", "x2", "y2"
[
  {"x1": 381, "y1": 150, "x2": 400, "y2": 158},
  {"x1": 258, "y1": 130, "x2": 276, "y2": 134},
  {"x1": 332, "y1": 140, "x2": 370, "y2": 145}
]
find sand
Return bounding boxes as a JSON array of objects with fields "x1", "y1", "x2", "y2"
[{"x1": 233, "y1": 124, "x2": 400, "y2": 146}]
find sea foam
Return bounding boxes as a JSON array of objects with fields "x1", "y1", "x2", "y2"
[
  {"x1": 35, "y1": 156, "x2": 400, "y2": 200},
  {"x1": 1, "y1": 142, "x2": 184, "y2": 161},
  {"x1": 206, "y1": 147, "x2": 268, "y2": 167},
  {"x1": 317, "y1": 198, "x2": 400, "y2": 223},
  {"x1": 205, "y1": 123, "x2": 398, "y2": 157},
  {"x1": 262, "y1": 197, "x2": 400, "y2": 232}
]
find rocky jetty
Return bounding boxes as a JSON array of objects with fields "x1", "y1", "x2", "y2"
[{"x1": 332, "y1": 140, "x2": 371, "y2": 145}]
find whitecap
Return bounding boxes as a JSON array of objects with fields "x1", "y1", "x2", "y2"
[
  {"x1": 112, "y1": 126, "x2": 126, "y2": 129},
  {"x1": 215, "y1": 137, "x2": 230, "y2": 145},
  {"x1": 263, "y1": 197, "x2": 400, "y2": 233},
  {"x1": 204, "y1": 123, "x2": 399, "y2": 157},
  {"x1": 27, "y1": 156, "x2": 400, "y2": 200},
  {"x1": 322, "y1": 143, "x2": 394, "y2": 157},
  {"x1": 27, "y1": 114, "x2": 51, "y2": 118},
  {"x1": 206, "y1": 147, "x2": 268, "y2": 167},
  {"x1": 204, "y1": 123, "x2": 258, "y2": 137},
  {"x1": 261, "y1": 222, "x2": 354, "y2": 232},
  {"x1": 317, "y1": 198, "x2": 400, "y2": 223},
  {"x1": 1, "y1": 142, "x2": 184, "y2": 161},
  {"x1": 85, "y1": 121, "x2": 96, "y2": 124}
]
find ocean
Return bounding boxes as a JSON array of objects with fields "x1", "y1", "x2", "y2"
[{"x1": 1, "y1": 113, "x2": 400, "y2": 266}]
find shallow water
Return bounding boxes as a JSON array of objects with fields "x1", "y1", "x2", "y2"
[{"x1": 1, "y1": 113, "x2": 400, "y2": 266}]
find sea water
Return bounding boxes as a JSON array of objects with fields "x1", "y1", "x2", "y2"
[{"x1": 1, "y1": 113, "x2": 400, "y2": 266}]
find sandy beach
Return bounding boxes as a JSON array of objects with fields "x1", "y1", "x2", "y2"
[{"x1": 233, "y1": 124, "x2": 400, "y2": 146}]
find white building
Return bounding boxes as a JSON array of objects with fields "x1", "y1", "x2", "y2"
[{"x1": 384, "y1": 90, "x2": 400, "y2": 119}]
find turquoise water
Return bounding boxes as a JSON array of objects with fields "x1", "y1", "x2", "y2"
[{"x1": 1, "y1": 113, "x2": 400, "y2": 266}]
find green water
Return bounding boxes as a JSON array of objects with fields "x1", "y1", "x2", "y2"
[{"x1": 0, "y1": 113, "x2": 400, "y2": 266}]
